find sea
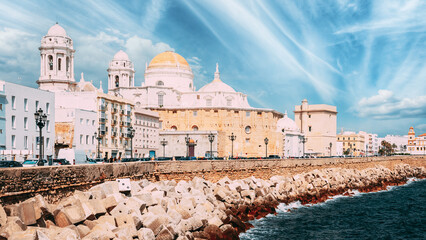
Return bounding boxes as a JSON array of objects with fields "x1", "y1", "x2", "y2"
[{"x1": 240, "y1": 178, "x2": 426, "y2": 240}]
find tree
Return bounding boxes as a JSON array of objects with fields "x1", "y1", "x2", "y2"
[
  {"x1": 343, "y1": 148, "x2": 350, "y2": 156},
  {"x1": 380, "y1": 140, "x2": 394, "y2": 156}
]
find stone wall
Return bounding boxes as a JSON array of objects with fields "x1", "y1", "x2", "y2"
[{"x1": 0, "y1": 156, "x2": 425, "y2": 204}]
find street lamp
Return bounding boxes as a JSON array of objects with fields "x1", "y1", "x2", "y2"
[
  {"x1": 128, "y1": 126, "x2": 135, "y2": 158},
  {"x1": 94, "y1": 127, "x2": 103, "y2": 159},
  {"x1": 329, "y1": 142, "x2": 332, "y2": 157},
  {"x1": 160, "y1": 138, "x2": 168, "y2": 157},
  {"x1": 229, "y1": 133, "x2": 236, "y2": 159},
  {"x1": 300, "y1": 136, "x2": 307, "y2": 157},
  {"x1": 264, "y1": 137, "x2": 269, "y2": 158},
  {"x1": 34, "y1": 108, "x2": 47, "y2": 166},
  {"x1": 208, "y1": 132, "x2": 215, "y2": 159},
  {"x1": 185, "y1": 134, "x2": 190, "y2": 157}
]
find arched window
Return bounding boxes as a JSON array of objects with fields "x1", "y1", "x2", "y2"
[
  {"x1": 48, "y1": 55, "x2": 53, "y2": 70},
  {"x1": 192, "y1": 125, "x2": 199, "y2": 131},
  {"x1": 115, "y1": 76, "x2": 119, "y2": 87},
  {"x1": 58, "y1": 58, "x2": 61, "y2": 71},
  {"x1": 227, "y1": 99, "x2": 232, "y2": 106},
  {"x1": 156, "y1": 81, "x2": 164, "y2": 86},
  {"x1": 66, "y1": 57, "x2": 69, "y2": 72},
  {"x1": 171, "y1": 126, "x2": 177, "y2": 131},
  {"x1": 206, "y1": 98, "x2": 212, "y2": 106},
  {"x1": 245, "y1": 126, "x2": 251, "y2": 134}
]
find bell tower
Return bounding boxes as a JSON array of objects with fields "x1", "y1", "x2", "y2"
[
  {"x1": 37, "y1": 23, "x2": 76, "y2": 92},
  {"x1": 107, "y1": 50, "x2": 135, "y2": 93}
]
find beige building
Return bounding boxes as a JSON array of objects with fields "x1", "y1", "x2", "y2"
[
  {"x1": 97, "y1": 92, "x2": 134, "y2": 160},
  {"x1": 337, "y1": 131, "x2": 366, "y2": 156},
  {"x1": 294, "y1": 99, "x2": 337, "y2": 156},
  {"x1": 408, "y1": 127, "x2": 426, "y2": 155}
]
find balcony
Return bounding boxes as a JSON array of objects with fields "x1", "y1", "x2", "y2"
[
  {"x1": 112, "y1": 132, "x2": 117, "y2": 137},
  {"x1": 99, "y1": 106, "x2": 106, "y2": 112},
  {"x1": 120, "y1": 110, "x2": 125, "y2": 115},
  {"x1": 112, "y1": 120, "x2": 117, "y2": 125},
  {"x1": 112, "y1": 108, "x2": 117, "y2": 114},
  {"x1": 99, "y1": 118, "x2": 107, "y2": 123}
]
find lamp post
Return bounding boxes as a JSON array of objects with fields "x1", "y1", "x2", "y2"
[
  {"x1": 128, "y1": 126, "x2": 135, "y2": 159},
  {"x1": 34, "y1": 108, "x2": 47, "y2": 166},
  {"x1": 208, "y1": 132, "x2": 215, "y2": 159},
  {"x1": 229, "y1": 133, "x2": 236, "y2": 159},
  {"x1": 264, "y1": 137, "x2": 269, "y2": 158},
  {"x1": 160, "y1": 138, "x2": 168, "y2": 157},
  {"x1": 94, "y1": 127, "x2": 103, "y2": 159},
  {"x1": 329, "y1": 142, "x2": 332, "y2": 157},
  {"x1": 185, "y1": 134, "x2": 190, "y2": 158},
  {"x1": 301, "y1": 136, "x2": 307, "y2": 157}
]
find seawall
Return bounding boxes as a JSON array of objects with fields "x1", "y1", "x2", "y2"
[{"x1": 0, "y1": 156, "x2": 425, "y2": 204}]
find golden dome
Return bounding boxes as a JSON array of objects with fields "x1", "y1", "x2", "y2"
[{"x1": 148, "y1": 51, "x2": 191, "y2": 71}]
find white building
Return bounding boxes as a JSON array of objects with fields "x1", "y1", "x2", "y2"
[
  {"x1": 276, "y1": 112, "x2": 304, "y2": 158},
  {"x1": 384, "y1": 134, "x2": 409, "y2": 153},
  {"x1": 134, "y1": 108, "x2": 160, "y2": 158},
  {"x1": 109, "y1": 53, "x2": 251, "y2": 110},
  {"x1": 0, "y1": 80, "x2": 55, "y2": 161}
]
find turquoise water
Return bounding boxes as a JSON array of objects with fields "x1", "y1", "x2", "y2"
[{"x1": 240, "y1": 179, "x2": 426, "y2": 240}]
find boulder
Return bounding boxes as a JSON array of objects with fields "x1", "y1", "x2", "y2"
[
  {"x1": 148, "y1": 205, "x2": 167, "y2": 216},
  {"x1": 87, "y1": 199, "x2": 107, "y2": 217},
  {"x1": 135, "y1": 193, "x2": 157, "y2": 207},
  {"x1": 143, "y1": 214, "x2": 169, "y2": 235},
  {"x1": 63, "y1": 204, "x2": 86, "y2": 224},
  {"x1": 137, "y1": 228, "x2": 155, "y2": 240},
  {"x1": 0, "y1": 216, "x2": 27, "y2": 239},
  {"x1": 115, "y1": 214, "x2": 136, "y2": 228},
  {"x1": 53, "y1": 210, "x2": 72, "y2": 227},
  {"x1": 17, "y1": 200, "x2": 37, "y2": 225},
  {"x1": 219, "y1": 224, "x2": 238, "y2": 240},
  {"x1": 203, "y1": 224, "x2": 224, "y2": 240},
  {"x1": 207, "y1": 215, "x2": 223, "y2": 227},
  {"x1": 155, "y1": 227, "x2": 174, "y2": 240},
  {"x1": 113, "y1": 224, "x2": 138, "y2": 239},
  {"x1": 0, "y1": 205, "x2": 7, "y2": 226},
  {"x1": 82, "y1": 229, "x2": 115, "y2": 240},
  {"x1": 76, "y1": 224, "x2": 91, "y2": 238}
]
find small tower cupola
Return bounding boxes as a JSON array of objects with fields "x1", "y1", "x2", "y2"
[{"x1": 107, "y1": 50, "x2": 135, "y2": 92}]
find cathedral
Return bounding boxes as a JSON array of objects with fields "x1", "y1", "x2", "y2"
[{"x1": 36, "y1": 23, "x2": 324, "y2": 159}]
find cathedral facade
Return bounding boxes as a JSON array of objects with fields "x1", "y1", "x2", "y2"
[{"x1": 110, "y1": 51, "x2": 283, "y2": 157}]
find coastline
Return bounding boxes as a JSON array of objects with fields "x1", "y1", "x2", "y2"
[{"x1": 0, "y1": 163, "x2": 425, "y2": 240}]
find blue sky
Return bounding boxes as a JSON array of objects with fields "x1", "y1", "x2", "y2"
[{"x1": 0, "y1": 0, "x2": 425, "y2": 136}]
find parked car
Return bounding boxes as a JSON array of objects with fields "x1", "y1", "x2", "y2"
[
  {"x1": 86, "y1": 158, "x2": 104, "y2": 164},
  {"x1": 0, "y1": 161, "x2": 23, "y2": 168},
  {"x1": 22, "y1": 159, "x2": 47, "y2": 167},
  {"x1": 52, "y1": 158, "x2": 71, "y2": 165}
]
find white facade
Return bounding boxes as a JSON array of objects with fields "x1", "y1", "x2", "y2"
[
  {"x1": 384, "y1": 135, "x2": 409, "y2": 153},
  {"x1": 134, "y1": 108, "x2": 160, "y2": 158},
  {"x1": 359, "y1": 131, "x2": 380, "y2": 156},
  {"x1": 110, "y1": 53, "x2": 252, "y2": 111},
  {"x1": 159, "y1": 131, "x2": 218, "y2": 158},
  {"x1": 37, "y1": 24, "x2": 76, "y2": 92},
  {"x1": 0, "y1": 80, "x2": 55, "y2": 161},
  {"x1": 276, "y1": 112, "x2": 304, "y2": 158},
  {"x1": 55, "y1": 108, "x2": 97, "y2": 162}
]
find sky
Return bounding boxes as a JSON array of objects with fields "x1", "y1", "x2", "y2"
[{"x1": 0, "y1": 0, "x2": 425, "y2": 137}]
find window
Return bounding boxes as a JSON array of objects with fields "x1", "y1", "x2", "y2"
[
  {"x1": 245, "y1": 126, "x2": 251, "y2": 134},
  {"x1": 46, "y1": 138, "x2": 50, "y2": 149},
  {"x1": 46, "y1": 120, "x2": 50, "y2": 132},
  {"x1": 80, "y1": 118, "x2": 83, "y2": 124},
  {"x1": 156, "y1": 81, "x2": 164, "y2": 86},
  {"x1": 36, "y1": 137, "x2": 40, "y2": 149},
  {"x1": 66, "y1": 57, "x2": 70, "y2": 72},
  {"x1": 48, "y1": 55, "x2": 53, "y2": 70},
  {"x1": 12, "y1": 115, "x2": 16, "y2": 128},
  {"x1": 80, "y1": 135, "x2": 83, "y2": 144},
  {"x1": 206, "y1": 99, "x2": 212, "y2": 106},
  {"x1": 246, "y1": 111, "x2": 250, "y2": 117},
  {"x1": 92, "y1": 136, "x2": 95, "y2": 145},
  {"x1": 158, "y1": 93, "x2": 164, "y2": 106},
  {"x1": 24, "y1": 117, "x2": 28, "y2": 130},
  {"x1": 11, "y1": 135, "x2": 16, "y2": 148},
  {"x1": 308, "y1": 115, "x2": 311, "y2": 118},
  {"x1": 24, "y1": 98, "x2": 28, "y2": 111},
  {"x1": 115, "y1": 76, "x2": 119, "y2": 87},
  {"x1": 11, "y1": 96, "x2": 16, "y2": 109},
  {"x1": 58, "y1": 58, "x2": 62, "y2": 71},
  {"x1": 0, "y1": 104, "x2": 2, "y2": 111},
  {"x1": 35, "y1": 101, "x2": 39, "y2": 111},
  {"x1": 227, "y1": 99, "x2": 232, "y2": 106},
  {"x1": 92, "y1": 120, "x2": 95, "y2": 126},
  {"x1": 193, "y1": 111, "x2": 198, "y2": 117},
  {"x1": 24, "y1": 136, "x2": 28, "y2": 149},
  {"x1": 171, "y1": 126, "x2": 177, "y2": 131},
  {"x1": 309, "y1": 126, "x2": 312, "y2": 132},
  {"x1": 246, "y1": 138, "x2": 250, "y2": 143},
  {"x1": 46, "y1": 103, "x2": 50, "y2": 114},
  {"x1": 86, "y1": 135, "x2": 89, "y2": 144},
  {"x1": 86, "y1": 119, "x2": 89, "y2": 125},
  {"x1": 192, "y1": 125, "x2": 198, "y2": 131}
]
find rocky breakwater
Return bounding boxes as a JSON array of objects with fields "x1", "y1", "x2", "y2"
[{"x1": 0, "y1": 164, "x2": 425, "y2": 240}]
